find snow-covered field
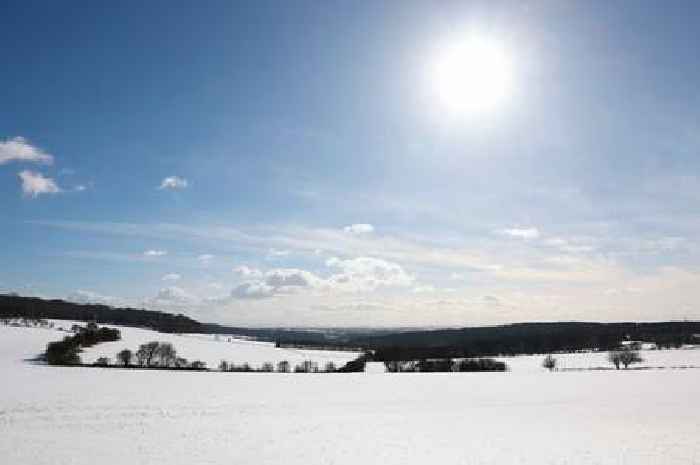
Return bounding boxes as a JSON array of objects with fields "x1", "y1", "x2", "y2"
[
  {"x1": 64, "y1": 322, "x2": 362, "y2": 369},
  {"x1": 2, "y1": 323, "x2": 700, "y2": 465}
]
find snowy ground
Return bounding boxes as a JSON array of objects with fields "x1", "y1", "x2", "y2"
[
  {"x1": 63, "y1": 322, "x2": 362, "y2": 369},
  {"x1": 2, "y1": 323, "x2": 700, "y2": 465}
]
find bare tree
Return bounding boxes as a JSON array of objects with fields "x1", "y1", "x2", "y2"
[
  {"x1": 116, "y1": 349, "x2": 133, "y2": 367},
  {"x1": 277, "y1": 360, "x2": 290, "y2": 373},
  {"x1": 324, "y1": 361, "x2": 337, "y2": 373},
  {"x1": 608, "y1": 351, "x2": 622, "y2": 369},
  {"x1": 619, "y1": 350, "x2": 643, "y2": 369},
  {"x1": 155, "y1": 342, "x2": 177, "y2": 367},
  {"x1": 219, "y1": 360, "x2": 229, "y2": 372},
  {"x1": 136, "y1": 341, "x2": 160, "y2": 367},
  {"x1": 189, "y1": 360, "x2": 206, "y2": 370},
  {"x1": 542, "y1": 354, "x2": 557, "y2": 371},
  {"x1": 260, "y1": 362, "x2": 274, "y2": 372}
]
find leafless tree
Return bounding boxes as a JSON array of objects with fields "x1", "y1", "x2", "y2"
[
  {"x1": 609, "y1": 349, "x2": 643, "y2": 369},
  {"x1": 324, "y1": 361, "x2": 337, "y2": 372},
  {"x1": 608, "y1": 351, "x2": 622, "y2": 369},
  {"x1": 619, "y1": 350, "x2": 643, "y2": 369},
  {"x1": 277, "y1": 360, "x2": 290, "y2": 373},
  {"x1": 116, "y1": 349, "x2": 133, "y2": 367},
  {"x1": 155, "y1": 342, "x2": 177, "y2": 367},
  {"x1": 136, "y1": 341, "x2": 160, "y2": 366},
  {"x1": 542, "y1": 354, "x2": 557, "y2": 371},
  {"x1": 189, "y1": 360, "x2": 206, "y2": 369},
  {"x1": 260, "y1": 362, "x2": 274, "y2": 372}
]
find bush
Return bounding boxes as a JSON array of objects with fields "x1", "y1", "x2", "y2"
[
  {"x1": 542, "y1": 355, "x2": 557, "y2": 371},
  {"x1": 456, "y1": 358, "x2": 507, "y2": 372},
  {"x1": 46, "y1": 338, "x2": 81, "y2": 365},
  {"x1": 190, "y1": 360, "x2": 207, "y2": 370},
  {"x1": 116, "y1": 349, "x2": 133, "y2": 367},
  {"x1": 277, "y1": 360, "x2": 290, "y2": 373},
  {"x1": 609, "y1": 349, "x2": 643, "y2": 369}
]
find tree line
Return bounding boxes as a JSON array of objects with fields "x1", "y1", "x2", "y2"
[
  {"x1": 45, "y1": 322, "x2": 121, "y2": 365},
  {"x1": 384, "y1": 358, "x2": 507, "y2": 373},
  {"x1": 364, "y1": 321, "x2": 700, "y2": 360}
]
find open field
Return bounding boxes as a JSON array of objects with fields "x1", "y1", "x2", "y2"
[{"x1": 2, "y1": 323, "x2": 700, "y2": 465}]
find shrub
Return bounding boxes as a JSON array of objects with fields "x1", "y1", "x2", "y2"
[
  {"x1": 189, "y1": 360, "x2": 207, "y2": 370},
  {"x1": 116, "y1": 349, "x2": 133, "y2": 367},
  {"x1": 94, "y1": 357, "x2": 110, "y2": 367},
  {"x1": 46, "y1": 338, "x2": 81, "y2": 365},
  {"x1": 542, "y1": 355, "x2": 557, "y2": 371}
]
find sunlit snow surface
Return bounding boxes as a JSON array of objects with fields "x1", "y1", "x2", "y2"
[{"x1": 2, "y1": 323, "x2": 700, "y2": 465}]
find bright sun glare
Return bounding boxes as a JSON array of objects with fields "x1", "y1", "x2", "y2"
[{"x1": 431, "y1": 36, "x2": 513, "y2": 116}]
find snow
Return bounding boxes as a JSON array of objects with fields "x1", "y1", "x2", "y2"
[
  {"x1": 2, "y1": 323, "x2": 700, "y2": 464},
  {"x1": 498, "y1": 349, "x2": 700, "y2": 373},
  {"x1": 69, "y1": 323, "x2": 361, "y2": 369}
]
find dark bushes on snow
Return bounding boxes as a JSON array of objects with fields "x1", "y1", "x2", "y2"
[{"x1": 44, "y1": 323, "x2": 121, "y2": 366}]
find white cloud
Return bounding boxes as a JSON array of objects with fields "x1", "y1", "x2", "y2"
[
  {"x1": 151, "y1": 286, "x2": 197, "y2": 305},
  {"x1": 343, "y1": 223, "x2": 375, "y2": 234},
  {"x1": 143, "y1": 249, "x2": 167, "y2": 257},
  {"x1": 233, "y1": 265, "x2": 264, "y2": 278},
  {"x1": 266, "y1": 248, "x2": 290, "y2": 258},
  {"x1": 0, "y1": 137, "x2": 53, "y2": 165},
  {"x1": 66, "y1": 290, "x2": 120, "y2": 306},
  {"x1": 158, "y1": 176, "x2": 188, "y2": 190},
  {"x1": 412, "y1": 285, "x2": 436, "y2": 293},
  {"x1": 324, "y1": 256, "x2": 414, "y2": 292},
  {"x1": 264, "y1": 268, "x2": 320, "y2": 289},
  {"x1": 231, "y1": 282, "x2": 276, "y2": 299},
  {"x1": 197, "y1": 254, "x2": 214, "y2": 262},
  {"x1": 232, "y1": 268, "x2": 321, "y2": 300},
  {"x1": 499, "y1": 227, "x2": 540, "y2": 240},
  {"x1": 162, "y1": 273, "x2": 181, "y2": 281},
  {"x1": 18, "y1": 170, "x2": 61, "y2": 198},
  {"x1": 230, "y1": 258, "x2": 412, "y2": 300}
]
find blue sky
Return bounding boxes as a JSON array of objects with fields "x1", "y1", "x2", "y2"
[{"x1": 2, "y1": 1, "x2": 700, "y2": 326}]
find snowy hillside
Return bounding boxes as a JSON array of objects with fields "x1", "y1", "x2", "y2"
[
  {"x1": 2, "y1": 323, "x2": 700, "y2": 465},
  {"x1": 72, "y1": 323, "x2": 362, "y2": 369}
]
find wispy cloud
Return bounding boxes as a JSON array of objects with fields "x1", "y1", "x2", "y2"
[
  {"x1": 499, "y1": 227, "x2": 540, "y2": 240},
  {"x1": 18, "y1": 170, "x2": 61, "y2": 198},
  {"x1": 343, "y1": 223, "x2": 374, "y2": 234},
  {"x1": 162, "y1": 273, "x2": 181, "y2": 281},
  {"x1": 158, "y1": 176, "x2": 188, "y2": 190},
  {"x1": 0, "y1": 137, "x2": 53, "y2": 165},
  {"x1": 143, "y1": 249, "x2": 167, "y2": 257}
]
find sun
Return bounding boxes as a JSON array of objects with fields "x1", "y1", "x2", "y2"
[{"x1": 430, "y1": 35, "x2": 513, "y2": 116}]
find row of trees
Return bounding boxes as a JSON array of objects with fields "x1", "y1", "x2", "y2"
[
  {"x1": 104, "y1": 341, "x2": 207, "y2": 369},
  {"x1": 2, "y1": 317, "x2": 54, "y2": 328},
  {"x1": 542, "y1": 350, "x2": 644, "y2": 371},
  {"x1": 217, "y1": 360, "x2": 340, "y2": 373},
  {"x1": 45, "y1": 323, "x2": 121, "y2": 365},
  {"x1": 384, "y1": 358, "x2": 507, "y2": 373}
]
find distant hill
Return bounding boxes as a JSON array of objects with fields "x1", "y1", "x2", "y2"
[
  {"x1": 354, "y1": 321, "x2": 700, "y2": 360},
  {"x1": 0, "y1": 294, "x2": 358, "y2": 344},
  {"x1": 2, "y1": 294, "x2": 699, "y2": 358}
]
